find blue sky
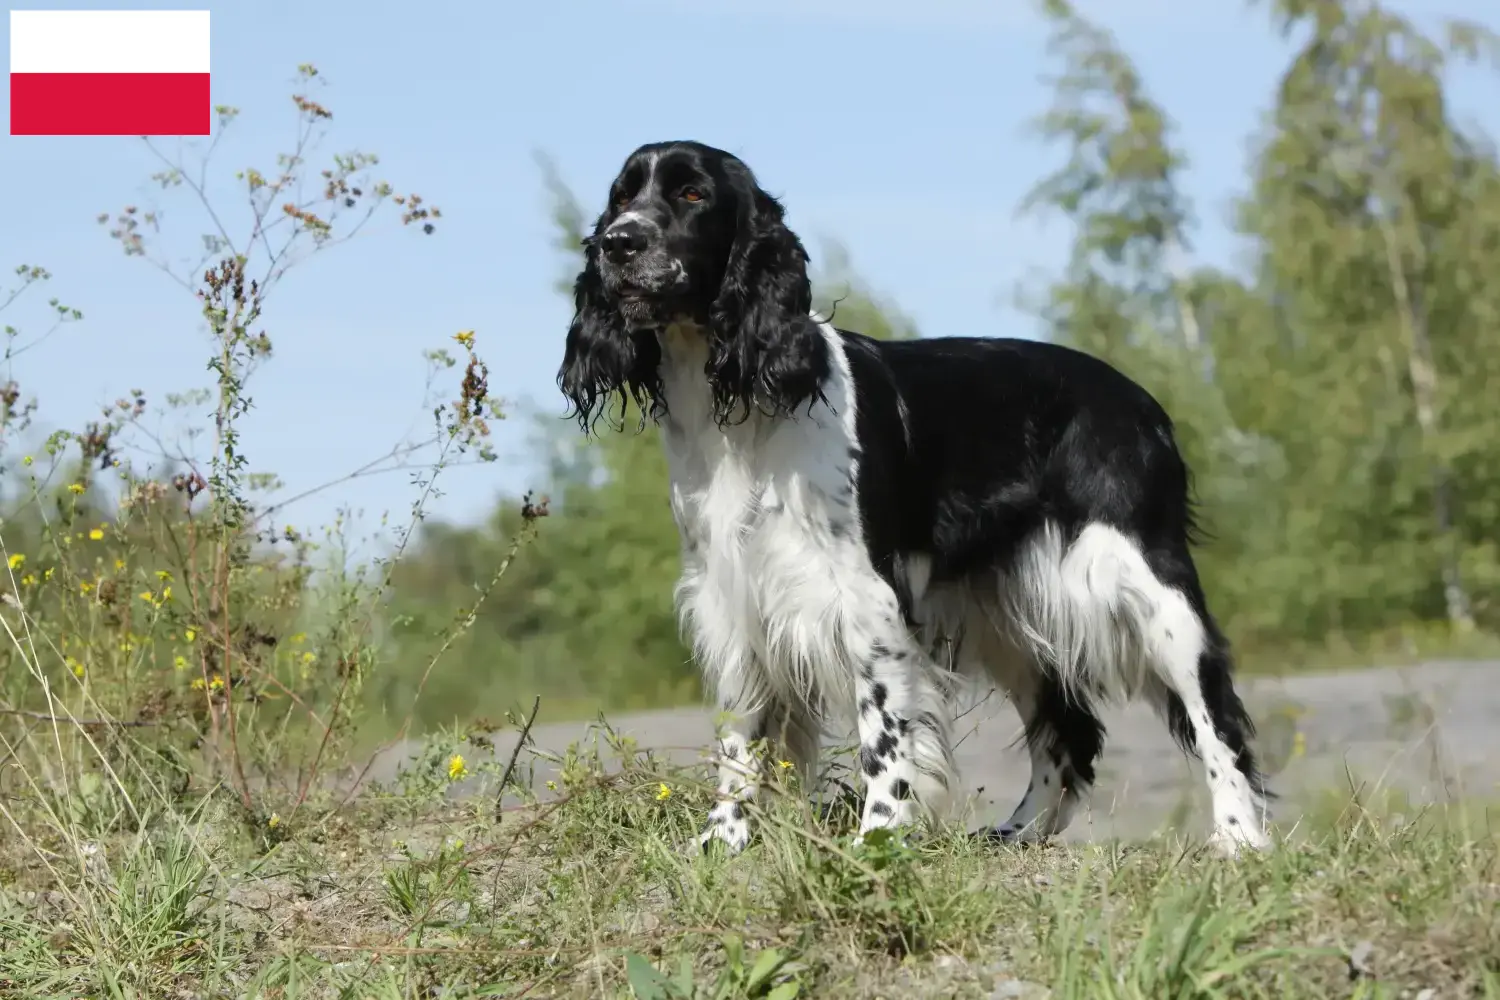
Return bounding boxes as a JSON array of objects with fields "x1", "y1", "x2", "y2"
[{"x1": 3, "y1": 0, "x2": 1497, "y2": 550}]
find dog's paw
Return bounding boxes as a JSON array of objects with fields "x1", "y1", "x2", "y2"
[
  {"x1": 1207, "y1": 823, "x2": 1271, "y2": 859},
  {"x1": 980, "y1": 823, "x2": 1052, "y2": 848},
  {"x1": 697, "y1": 801, "x2": 751, "y2": 856}
]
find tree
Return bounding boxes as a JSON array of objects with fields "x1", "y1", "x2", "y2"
[
  {"x1": 1240, "y1": 0, "x2": 1500, "y2": 632},
  {"x1": 1021, "y1": 0, "x2": 1281, "y2": 634},
  {"x1": 1022, "y1": 0, "x2": 1500, "y2": 647}
]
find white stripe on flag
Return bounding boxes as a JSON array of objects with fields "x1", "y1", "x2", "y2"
[{"x1": 9, "y1": 10, "x2": 210, "y2": 75}]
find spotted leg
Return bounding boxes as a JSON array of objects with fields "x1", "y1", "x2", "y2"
[
  {"x1": 853, "y1": 635, "x2": 956, "y2": 842},
  {"x1": 1145, "y1": 612, "x2": 1271, "y2": 856},
  {"x1": 699, "y1": 696, "x2": 820, "y2": 853},
  {"x1": 1136, "y1": 550, "x2": 1271, "y2": 856}
]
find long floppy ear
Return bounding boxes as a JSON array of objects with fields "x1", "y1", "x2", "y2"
[
  {"x1": 557, "y1": 230, "x2": 662, "y2": 435},
  {"x1": 707, "y1": 181, "x2": 829, "y2": 426}
]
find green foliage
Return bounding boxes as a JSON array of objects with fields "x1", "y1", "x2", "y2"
[
  {"x1": 1022, "y1": 0, "x2": 1500, "y2": 653},
  {"x1": 1226, "y1": 0, "x2": 1500, "y2": 638},
  {"x1": 0, "y1": 66, "x2": 510, "y2": 864},
  {"x1": 625, "y1": 940, "x2": 805, "y2": 1000}
]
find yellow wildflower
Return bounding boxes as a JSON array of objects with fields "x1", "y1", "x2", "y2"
[
  {"x1": 88, "y1": 528, "x2": 104, "y2": 541},
  {"x1": 447, "y1": 754, "x2": 468, "y2": 780},
  {"x1": 190, "y1": 677, "x2": 206, "y2": 691},
  {"x1": 173, "y1": 655, "x2": 189, "y2": 671},
  {"x1": 7, "y1": 554, "x2": 24, "y2": 570},
  {"x1": 113, "y1": 558, "x2": 125, "y2": 571},
  {"x1": 43, "y1": 568, "x2": 53, "y2": 581},
  {"x1": 453, "y1": 330, "x2": 476, "y2": 348},
  {"x1": 155, "y1": 569, "x2": 172, "y2": 581},
  {"x1": 546, "y1": 780, "x2": 558, "y2": 791},
  {"x1": 267, "y1": 813, "x2": 281, "y2": 829},
  {"x1": 68, "y1": 483, "x2": 85, "y2": 495},
  {"x1": 79, "y1": 581, "x2": 93, "y2": 594},
  {"x1": 778, "y1": 760, "x2": 794, "y2": 770},
  {"x1": 160, "y1": 585, "x2": 172, "y2": 602},
  {"x1": 656, "y1": 783, "x2": 672, "y2": 801},
  {"x1": 138, "y1": 591, "x2": 154, "y2": 602},
  {"x1": 184, "y1": 628, "x2": 196, "y2": 642},
  {"x1": 20, "y1": 574, "x2": 35, "y2": 586},
  {"x1": 300, "y1": 651, "x2": 315, "y2": 665},
  {"x1": 21, "y1": 456, "x2": 32, "y2": 466},
  {"x1": 66, "y1": 658, "x2": 84, "y2": 678},
  {"x1": 208, "y1": 675, "x2": 225, "y2": 692}
]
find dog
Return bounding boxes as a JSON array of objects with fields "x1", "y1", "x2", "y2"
[{"x1": 556, "y1": 140, "x2": 1270, "y2": 856}]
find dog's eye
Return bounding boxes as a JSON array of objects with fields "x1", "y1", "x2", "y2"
[
  {"x1": 614, "y1": 196, "x2": 629, "y2": 211},
  {"x1": 680, "y1": 187, "x2": 703, "y2": 203}
]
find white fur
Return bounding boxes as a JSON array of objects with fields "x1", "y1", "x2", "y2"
[
  {"x1": 1002, "y1": 523, "x2": 1154, "y2": 703},
  {"x1": 659, "y1": 317, "x2": 956, "y2": 848},
  {"x1": 912, "y1": 524, "x2": 1269, "y2": 852},
  {"x1": 661, "y1": 317, "x2": 1267, "y2": 855},
  {"x1": 660, "y1": 318, "x2": 869, "y2": 719}
]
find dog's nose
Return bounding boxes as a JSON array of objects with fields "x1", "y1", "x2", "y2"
[{"x1": 601, "y1": 220, "x2": 649, "y2": 264}]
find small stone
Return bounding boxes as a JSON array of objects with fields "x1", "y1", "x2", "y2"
[{"x1": 1347, "y1": 940, "x2": 1375, "y2": 980}]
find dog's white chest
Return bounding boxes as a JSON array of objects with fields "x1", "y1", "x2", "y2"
[
  {"x1": 656, "y1": 322, "x2": 876, "y2": 709},
  {"x1": 662, "y1": 396, "x2": 844, "y2": 643}
]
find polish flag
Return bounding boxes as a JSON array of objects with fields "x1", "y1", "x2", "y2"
[{"x1": 9, "y1": 9, "x2": 210, "y2": 136}]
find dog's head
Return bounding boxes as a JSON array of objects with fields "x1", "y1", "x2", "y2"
[{"x1": 558, "y1": 140, "x2": 828, "y2": 432}]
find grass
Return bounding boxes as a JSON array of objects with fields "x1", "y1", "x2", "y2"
[
  {"x1": 1234, "y1": 625, "x2": 1500, "y2": 681},
  {"x1": 1, "y1": 722, "x2": 1496, "y2": 1000}
]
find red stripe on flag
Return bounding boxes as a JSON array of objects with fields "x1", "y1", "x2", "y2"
[{"x1": 10, "y1": 72, "x2": 210, "y2": 136}]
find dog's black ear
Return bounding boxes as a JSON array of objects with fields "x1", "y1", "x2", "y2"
[
  {"x1": 707, "y1": 179, "x2": 828, "y2": 425},
  {"x1": 557, "y1": 227, "x2": 661, "y2": 434}
]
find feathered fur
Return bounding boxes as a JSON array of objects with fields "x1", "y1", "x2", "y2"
[{"x1": 558, "y1": 140, "x2": 1272, "y2": 856}]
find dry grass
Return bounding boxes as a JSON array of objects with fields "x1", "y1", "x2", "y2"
[{"x1": 1, "y1": 721, "x2": 1496, "y2": 1000}]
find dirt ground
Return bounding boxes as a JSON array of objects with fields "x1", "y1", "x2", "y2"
[{"x1": 365, "y1": 659, "x2": 1499, "y2": 839}]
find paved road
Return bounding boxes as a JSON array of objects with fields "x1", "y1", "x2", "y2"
[{"x1": 362, "y1": 660, "x2": 1498, "y2": 840}]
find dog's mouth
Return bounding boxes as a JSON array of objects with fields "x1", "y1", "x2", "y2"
[
  {"x1": 608, "y1": 265, "x2": 692, "y2": 327},
  {"x1": 615, "y1": 276, "x2": 676, "y2": 300},
  {"x1": 612, "y1": 284, "x2": 672, "y2": 330}
]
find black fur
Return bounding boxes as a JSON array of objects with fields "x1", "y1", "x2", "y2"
[
  {"x1": 557, "y1": 140, "x2": 1267, "y2": 839},
  {"x1": 838, "y1": 332, "x2": 1264, "y2": 799}
]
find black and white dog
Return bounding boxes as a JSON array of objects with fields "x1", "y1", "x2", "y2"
[{"x1": 558, "y1": 140, "x2": 1270, "y2": 856}]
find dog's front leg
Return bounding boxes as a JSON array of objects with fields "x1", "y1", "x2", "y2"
[
  {"x1": 853, "y1": 634, "x2": 955, "y2": 842},
  {"x1": 698, "y1": 694, "x2": 821, "y2": 854},
  {"x1": 698, "y1": 706, "x2": 765, "y2": 853}
]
